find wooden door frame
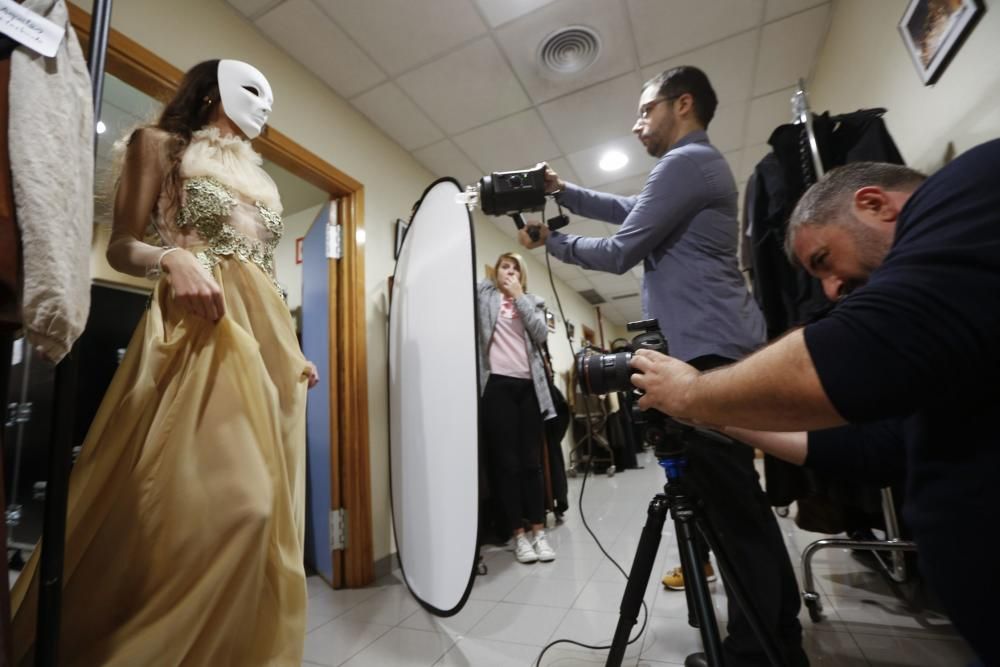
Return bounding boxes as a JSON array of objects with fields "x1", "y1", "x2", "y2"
[{"x1": 69, "y1": 4, "x2": 373, "y2": 588}]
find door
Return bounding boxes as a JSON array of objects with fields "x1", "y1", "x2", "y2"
[{"x1": 301, "y1": 202, "x2": 339, "y2": 585}]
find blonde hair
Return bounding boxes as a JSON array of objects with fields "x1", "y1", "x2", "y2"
[{"x1": 493, "y1": 252, "x2": 528, "y2": 291}]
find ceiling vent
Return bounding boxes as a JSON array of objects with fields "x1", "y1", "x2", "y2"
[
  {"x1": 579, "y1": 289, "x2": 605, "y2": 305},
  {"x1": 611, "y1": 292, "x2": 639, "y2": 301},
  {"x1": 537, "y1": 26, "x2": 602, "y2": 77}
]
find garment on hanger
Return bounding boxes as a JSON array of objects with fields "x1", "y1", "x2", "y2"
[
  {"x1": 747, "y1": 108, "x2": 904, "y2": 339},
  {"x1": 8, "y1": 0, "x2": 93, "y2": 363},
  {"x1": 746, "y1": 108, "x2": 906, "y2": 516}
]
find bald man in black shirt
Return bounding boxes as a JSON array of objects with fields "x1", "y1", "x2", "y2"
[{"x1": 630, "y1": 140, "x2": 1000, "y2": 666}]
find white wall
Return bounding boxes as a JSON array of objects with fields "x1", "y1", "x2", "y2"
[
  {"x1": 73, "y1": 0, "x2": 616, "y2": 563},
  {"x1": 810, "y1": 0, "x2": 1000, "y2": 172}
]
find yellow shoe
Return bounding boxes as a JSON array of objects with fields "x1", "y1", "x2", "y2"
[{"x1": 661, "y1": 563, "x2": 717, "y2": 590}]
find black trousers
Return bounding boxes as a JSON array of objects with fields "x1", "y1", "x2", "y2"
[
  {"x1": 482, "y1": 374, "x2": 545, "y2": 534},
  {"x1": 683, "y1": 355, "x2": 808, "y2": 667}
]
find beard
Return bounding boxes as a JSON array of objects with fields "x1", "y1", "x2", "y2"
[{"x1": 843, "y1": 217, "x2": 893, "y2": 293}]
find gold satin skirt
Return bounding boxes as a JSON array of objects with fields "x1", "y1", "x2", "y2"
[{"x1": 10, "y1": 257, "x2": 310, "y2": 666}]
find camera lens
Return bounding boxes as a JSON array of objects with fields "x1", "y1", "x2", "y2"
[{"x1": 577, "y1": 351, "x2": 633, "y2": 395}]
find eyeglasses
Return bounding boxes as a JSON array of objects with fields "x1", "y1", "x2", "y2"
[{"x1": 636, "y1": 94, "x2": 681, "y2": 122}]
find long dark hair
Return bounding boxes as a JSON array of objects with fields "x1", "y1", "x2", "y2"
[{"x1": 131, "y1": 59, "x2": 221, "y2": 208}]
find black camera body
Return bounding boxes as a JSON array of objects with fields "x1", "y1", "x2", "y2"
[
  {"x1": 577, "y1": 319, "x2": 668, "y2": 396},
  {"x1": 576, "y1": 319, "x2": 688, "y2": 459}
]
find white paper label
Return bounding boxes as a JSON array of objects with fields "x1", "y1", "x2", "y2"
[
  {"x1": 11, "y1": 337, "x2": 23, "y2": 366},
  {"x1": 0, "y1": 0, "x2": 65, "y2": 58}
]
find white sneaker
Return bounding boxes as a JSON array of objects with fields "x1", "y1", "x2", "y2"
[
  {"x1": 514, "y1": 534, "x2": 538, "y2": 563},
  {"x1": 532, "y1": 531, "x2": 556, "y2": 562}
]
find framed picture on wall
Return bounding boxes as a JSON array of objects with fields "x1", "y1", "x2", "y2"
[
  {"x1": 898, "y1": 0, "x2": 983, "y2": 85},
  {"x1": 545, "y1": 309, "x2": 557, "y2": 333}
]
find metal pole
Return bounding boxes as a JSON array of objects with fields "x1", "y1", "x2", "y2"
[{"x1": 34, "y1": 2, "x2": 112, "y2": 665}]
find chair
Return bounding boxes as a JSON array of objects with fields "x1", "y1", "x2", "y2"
[
  {"x1": 568, "y1": 391, "x2": 616, "y2": 477},
  {"x1": 800, "y1": 487, "x2": 918, "y2": 621}
]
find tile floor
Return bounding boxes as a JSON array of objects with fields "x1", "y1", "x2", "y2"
[{"x1": 302, "y1": 452, "x2": 978, "y2": 666}]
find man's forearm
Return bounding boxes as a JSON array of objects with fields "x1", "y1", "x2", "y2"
[
  {"x1": 721, "y1": 427, "x2": 809, "y2": 465},
  {"x1": 686, "y1": 329, "x2": 845, "y2": 431}
]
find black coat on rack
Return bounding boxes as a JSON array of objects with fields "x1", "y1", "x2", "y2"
[
  {"x1": 745, "y1": 108, "x2": 906, "y2": 518},
  {"x1": 747, "y1": 108, "x2": 905, "y2": 340}
]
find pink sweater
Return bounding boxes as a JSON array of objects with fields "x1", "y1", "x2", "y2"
[{"x1": 488, "y1": 296, "x2": 531, "y2": 379}]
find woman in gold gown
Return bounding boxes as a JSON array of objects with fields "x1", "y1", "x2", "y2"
[{"x1": 10, "y1": 59, "x2": 317, "y2": 666}]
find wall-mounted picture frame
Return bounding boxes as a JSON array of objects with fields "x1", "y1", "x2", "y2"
[
  {"x1": 898, "y1": 0, "x2": 982, "y2": 85},
  {"x1": 394, "y1": 218, "x2": 409, "y2": 260},
  {"x1": 545, "y1": 309, "x2": 557, "y2": 333},
  {"x1": 295, "y1": 237, "x2": 304, "y2": 264}
]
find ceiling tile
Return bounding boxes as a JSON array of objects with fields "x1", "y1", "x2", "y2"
[
  {"x1": 225, "y1": 0, "x2": 283, "y2": 19},
  {"x1": 411, "y1": 139, "x2": 482, "y2": 186},
  {"x1": 453, "y1": 110, "x2": 561, "y2": 173},
  {"x1": 475, "y1": 0, "x2": 557, "y2": 28},
  {"x1": 545, "y1": 157, "x2": 580, "y2": 187},
  {"x1": 640, "y1": 29, "x2": 759, "y2": 106},
  {"x1": 597, "y1": 274, "x2": 641, "y2": 296},
  {"x1": 753, "y1": 4, "x2": 831, "y2": 96},
  {"x1": 490, "y1": 215, "x2": 521, "y2": 241},
  {"x1": 602, "y1": 174, "x2": 647, "y2": 197},
  {"x1": 397, "y1": 37, "x2": 532, "y2": 134},
  {"x1": 707, "y1": 102, "x2": 747, "y2": 154},
  {"x1": 609, "y1": 294, "x2": 644, "y2": 322},
  {"x1": 537, "y1": 72, "x2": 643, "y2": 154},
  {"x1": 627, "y1": 0, "x2": 765, "y2": 66},
  {"x1": 566, "y1": 135, "x2": 658, "y2": 188},
  {"x1": 315, "y1": 0, "x2": 487, "y2": 76},
  {"x1": 746, "y1": 86, "x2": 797, "y2": 146},
  {"x1": 495, "y1": 0, "x2": 637, "y2": 104},
  {"x1": 568, "y1": 219, "x2": 613, "y2": 239},
  {"x1": 765, "y1": 0, "x2": 828, "y2": 23},
  {"x1": 547, "y1": 260, "x2": 584, "y2": 283},
  {"x1": 564, "y1": 276, "x2": 593, "y2": 291},
  {"x1": 351, "y1": 82, "x2": 444, "y2": 151},
  {"x1": 256, "y1": 0, "x2": 384, "y2": 98}
]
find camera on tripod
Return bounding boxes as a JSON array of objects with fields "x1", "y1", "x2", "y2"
[
  {"x1": 456, "y1": 164, "x2": 569, "y2": 240},
  {"x1": 576, "y1": 319, "x2": 687, "y2": 460}
]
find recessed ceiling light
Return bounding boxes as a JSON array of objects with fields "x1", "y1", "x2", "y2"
[
  {"x1": 96, "y1": 120, "x2": 107, "y2": 135},
  {"x1": 599, "y1": 150, "x2": 628, "y2": 172}
]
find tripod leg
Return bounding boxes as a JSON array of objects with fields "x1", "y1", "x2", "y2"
[
  {"x1": 676, "y1": 516, "x2": 725, "y2": 666},
  {"x1": 697, "y1": 515, "x2": 789, "y2": 667},
  {"x1": 606, "y1": 495, "x2": 668, "y2": 667}
]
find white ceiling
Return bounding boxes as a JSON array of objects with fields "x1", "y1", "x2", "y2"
[{"x1": 227, "y1": 0, "x2": 833, "y2": 325}]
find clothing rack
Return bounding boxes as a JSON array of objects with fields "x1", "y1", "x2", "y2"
[
  {"x1": 790, "y1": 78, "x2": 825, "y2": 180},
  {"x1": 785, "y1": 81, "x2": 920, "y2": 620}
]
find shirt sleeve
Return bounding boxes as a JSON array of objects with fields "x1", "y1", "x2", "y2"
[
  {"x1": 805, "y1": 421, "x2": 906, "y2": 487},
  {"x1": 546, "y1": 153, "x2": 709, "y2": 275},
  {"x1": 804, "y1": 226, "x2": 1000, "y2": 422}
]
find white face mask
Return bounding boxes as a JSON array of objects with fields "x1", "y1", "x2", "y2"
[{"x1": 217, "y1": 59, "x2": 273, "y2": 140}]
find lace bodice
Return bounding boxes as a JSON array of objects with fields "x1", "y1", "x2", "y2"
[
  {"x1": 173, "y1": 176, "x2": 283, "y2": 291},
  {"x1": 149, "y1": 128, "x2": 285, "y2": 293}
]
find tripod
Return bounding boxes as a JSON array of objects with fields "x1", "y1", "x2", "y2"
[{"x1": 605, "y1": 452, "x2": 788, "y2": 667}]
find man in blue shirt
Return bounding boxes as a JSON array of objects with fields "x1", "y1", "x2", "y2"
[
  {"x1": 631, "y1": 143, "x2": 1000, "y2": 667},
  {"x1": 520, "y1": 67, "x2": 804, "y2": 667}
]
